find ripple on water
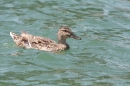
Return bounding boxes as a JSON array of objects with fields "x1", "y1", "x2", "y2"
[{"x1": 0, "y1": 0, "x2": 130, "y2": 86}]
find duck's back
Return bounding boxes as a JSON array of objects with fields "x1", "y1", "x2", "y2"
[
  {"x1": 10, "y1": 32, "x2": 67, "y2": 52},
  {"x1": 29, "y1": 36, "x2": 67, "y2": 52},
  {"x1": 21, "y1": 32, "x2": 67, "y2": 52}
]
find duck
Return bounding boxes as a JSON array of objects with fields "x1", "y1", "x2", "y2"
[{"x1": 10, "y1": 26, "x2": 81, "y2": 52}]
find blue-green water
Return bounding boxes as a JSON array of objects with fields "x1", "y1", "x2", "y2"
[{"x1": 0, "y1": 0, "x2": 130, "y2": 86}]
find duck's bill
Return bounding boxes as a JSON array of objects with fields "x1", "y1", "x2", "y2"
[{"x1": 71, "y1": 34, "x2": 81, "y2": 40}]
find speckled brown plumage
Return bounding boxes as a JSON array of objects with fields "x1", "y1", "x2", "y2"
[{"x1": 10, "y1": 26, "x2": 81, "y2": 52}]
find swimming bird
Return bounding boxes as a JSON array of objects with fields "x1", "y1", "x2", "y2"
[{"x1": 10, "y1": 26, "x2": 81, "y2": 52}]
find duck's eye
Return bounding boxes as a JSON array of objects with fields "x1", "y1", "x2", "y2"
[{"x1": 64, "y1": 30, "x2": 67, "y2": 32}]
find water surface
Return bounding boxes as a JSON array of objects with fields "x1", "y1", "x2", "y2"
[{"x1": 0, "y1": 0, "x2": 130, "y2": 86}]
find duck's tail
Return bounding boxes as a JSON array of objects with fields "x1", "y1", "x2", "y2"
[
  {"x1": 10, "y1": 32, "x2": 22, "y2": 42},
  {"x1": 10, "y1": 32, "x2": 31, "y2": 48}
]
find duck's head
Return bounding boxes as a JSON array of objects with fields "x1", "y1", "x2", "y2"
[{"x1": 57, "y1": 26, "x2": 81, "y2": 44}]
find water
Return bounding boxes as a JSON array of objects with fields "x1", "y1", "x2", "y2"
[{"x1": 0, "y1": 0, "x2": 130, "y2": 86}]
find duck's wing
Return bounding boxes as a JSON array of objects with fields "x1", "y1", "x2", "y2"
[
  {"x1": 10, "y1": 32, "x2": 65, "y2": 52},
  {"x1": 20, "y1": 32, "x2": 58, "y2": 51},
  {"x1": 28, "y1": 36, "x2": 58, "y2": 51},
  {"x1": 30, "y1": 37, "x2": 67, "y2": 52},
  {"x1": 10, "y1": 32, "x2": 31, "y2": 48}
]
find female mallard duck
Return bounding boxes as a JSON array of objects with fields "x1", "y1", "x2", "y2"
[{"x1": 10, "y1": 26, "x2": 81, "y2": 52}]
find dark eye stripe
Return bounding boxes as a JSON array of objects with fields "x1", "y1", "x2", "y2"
[
  {"x1": 63, "y1": 29, "x2": 72, "y2": 33},
  {"x1": 64, "y1": 30, "x2": 68, "y2": 32}
]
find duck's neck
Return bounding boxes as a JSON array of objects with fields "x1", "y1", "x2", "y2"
[{"x1": 58, "y1": 37, "x2": 70, "y2": 49}]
